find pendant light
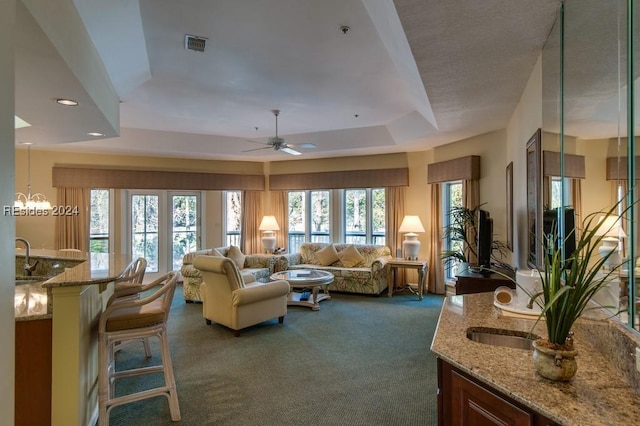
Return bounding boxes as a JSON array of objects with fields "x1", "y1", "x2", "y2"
[{"x1": 14, "y1": 144, "x2": 51, "y2": 210}]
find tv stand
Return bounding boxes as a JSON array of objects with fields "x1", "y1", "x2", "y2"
[{"x1": 455, "y1": 263, "x2": 515, "y2": 295}]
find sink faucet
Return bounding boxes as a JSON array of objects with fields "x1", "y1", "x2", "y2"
[{"x1": 15, "y1": 237, "x2": 38, "y2": 276}]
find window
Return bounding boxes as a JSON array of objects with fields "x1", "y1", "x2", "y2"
[
  {"x1": 344, "y1": 188, "x2": 385, "y2": 245},
  {"x1": 549, "y1": 177, "x2": 571, "y2": 209},
  {"x1": 90, "y1": 189, "x2": 110, "y2": 253},
  {"x1": 288, "y1": 190, "x2": 331, "y2": 253},
  {"x1": 224, "y1": 191, "x2": 242, "y2": 247},
  {"x1": 443, "y1": 181, "x2": 463, "y2": 279}
]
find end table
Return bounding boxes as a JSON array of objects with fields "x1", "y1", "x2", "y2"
[{"x1": 387, "y1": 258, "x2": 428, "y2": 300}]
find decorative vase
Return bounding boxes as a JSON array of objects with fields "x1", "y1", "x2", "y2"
[{"x1": 532, "y1": 338, "x2": 578, "y2": 381}]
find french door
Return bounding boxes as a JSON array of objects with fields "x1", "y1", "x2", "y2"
[{"x1": 128, "y1": 191, "x2": 201, "y2": 279}]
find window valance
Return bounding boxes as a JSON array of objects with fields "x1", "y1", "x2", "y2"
[
  {"x1": 268, "y1": 168, "x2": 408, "y2": 190},
  {"x1": 606, "y1": 156, "x2": 640, "y2": 180},
  {"x1": 427, "y1": 156, "x2": 480, "y2": 183},
  {"x1": 52, "y1": 166, "x2": 265, "y2": 190},
  {"x1": 542, "y1": 151, "x2": 585, "y2": 178}
]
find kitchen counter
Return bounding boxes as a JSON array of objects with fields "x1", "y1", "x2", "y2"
[
  {"x1": 431, "y1": 293, "x2": 640, "y2": 425},
  {"x1": 14, "y1": 250, "x2": 129, "y2": 321}
]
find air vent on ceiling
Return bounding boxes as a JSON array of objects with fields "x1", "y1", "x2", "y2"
[{"x1": 185, "y1": 35, "x2": 207, "y2": 52}]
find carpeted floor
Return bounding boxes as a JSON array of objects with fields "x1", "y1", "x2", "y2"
[{"x1": 108, "y1": 287, "x2": 444, "y2": 425}]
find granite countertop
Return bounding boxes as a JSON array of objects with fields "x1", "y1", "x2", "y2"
[
  {"x1": 15, "y1": 251, "x2": 131, "y2": 321},
  {"x1": 42, "y1": 252, "x2": 130, "y2": 288},
  {"x1": 431, "y1": 293, "x2": 640, "y2": 425}
]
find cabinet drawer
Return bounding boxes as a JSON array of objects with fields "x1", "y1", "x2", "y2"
[{"x1": 451, "y1": 369, "x2": 532, "y2": 426}]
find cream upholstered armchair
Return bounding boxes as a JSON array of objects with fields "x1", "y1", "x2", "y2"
[{"x1": 193, "y1": 255, "x2": 290, "y2": 336}]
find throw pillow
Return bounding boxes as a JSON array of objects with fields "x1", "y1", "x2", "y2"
[
  {"x1": 210, "y1": 248, "x2": 224, "y2": 257},
  {"x1": 226, "y1": 245, "x2": 246, "y2": 269},
  {"x1": 338, "y1": 245, "x2": 365, "y2": 267},
  {"x1": 315, "y1": 244, "x2": 339, "y2": 266}
]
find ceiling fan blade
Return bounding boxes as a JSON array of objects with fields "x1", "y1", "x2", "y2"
[
  {"x1": 288, "y1": 143, "x2": 316, "y2": 149},
  {"x1": 242, "y1": 146, "x2": 272, "y2": 153},
  {"x1": 281, "y1": 146, "x2": 301, "y2": 156}
]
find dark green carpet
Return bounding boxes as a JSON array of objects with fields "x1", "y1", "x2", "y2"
[{"x1": 108, "y1": 288, "x2": 444, "y2": 425}]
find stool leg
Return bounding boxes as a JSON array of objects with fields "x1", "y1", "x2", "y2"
[
  {"x1": 159, "y1": 326, "x2": 181, "y2": 421},
  {"x1": 98, "y1": 332, "x2": 110, "y2": 426}
]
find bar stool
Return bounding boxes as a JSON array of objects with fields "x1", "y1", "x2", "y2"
[
  {"x1": 98, "y1": 272, "x2": 181, "y2": 425},
  {"x1": 111, "y1": 257, "x2": 147, "y2": 302}
]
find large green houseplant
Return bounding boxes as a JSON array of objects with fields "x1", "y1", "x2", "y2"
[{"x1": 523, "y1": 201, "x2": 629, "y2": 381}]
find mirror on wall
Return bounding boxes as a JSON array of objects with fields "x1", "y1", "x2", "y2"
[{"x1": 541, "y1": 0, "x2": 638, "y2": 330}]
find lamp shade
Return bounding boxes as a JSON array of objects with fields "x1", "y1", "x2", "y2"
[
  {"x1": 259, "y1": 216, "x2": 280, "y2": 232},
  {"x1": 595, "y1": 215, "x2": 626, "y2": 238},
  {"x1": 398, "y1": 215, "x2": 425, "y2": 234}
]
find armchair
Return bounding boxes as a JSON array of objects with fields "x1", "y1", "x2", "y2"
[{"x1": 193, "y1": 256, "x2": 290, "y2": 336}]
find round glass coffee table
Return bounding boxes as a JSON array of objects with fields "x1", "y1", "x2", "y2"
[{"x1": 270, "y1": 269, "x2": 333, "y2": 311}]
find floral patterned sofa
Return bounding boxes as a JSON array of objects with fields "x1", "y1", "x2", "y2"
[
  {"x1": 275, "y1": 243, "x2": 392, "y2": 295},
  {"x1": 180, "y1": 246, "x2": 275, "y2": 302}
]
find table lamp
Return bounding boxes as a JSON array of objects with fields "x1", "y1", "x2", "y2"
[
  {"x1": 398, "y1": 215, "x2": 425, "y2": 260},
  {"x1": 259, "y1": 215, "x2": 280, "y2": 253},
  {"x1": 595, "y1": 214, "x2": 626, "y2": 269}
]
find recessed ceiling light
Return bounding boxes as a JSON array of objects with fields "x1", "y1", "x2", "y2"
[
  {"x1": 87, "y1": 132, "x2": 104, "y2": 137},
  {"x1": 56, "y1": 98, "x2": 78, "y2": 106}
]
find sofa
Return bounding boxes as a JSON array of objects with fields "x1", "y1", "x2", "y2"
[
  {"x1": 180, "y1": 246, "x2": 275, "y2": 302},
  {"x1": 275, "y1": 242, "x2": 392, "y2": 295}
]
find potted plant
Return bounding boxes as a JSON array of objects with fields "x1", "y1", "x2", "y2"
[
  {"x1": 441, "y1": 205, "x2": 510, "y2": 275},
  {"x1": 523, "y1": 201, "x2": 629, "y2": 381}
]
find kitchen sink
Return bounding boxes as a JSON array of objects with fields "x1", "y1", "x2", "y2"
[{"x1": 466, "y1": 327, "x2": 539, "y2": 350}]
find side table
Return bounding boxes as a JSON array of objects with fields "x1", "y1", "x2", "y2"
[{"x1": 387, "y1": 258, "x2": 428, "y2": 300}]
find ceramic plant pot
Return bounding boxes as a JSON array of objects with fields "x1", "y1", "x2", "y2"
[{"x1": 532, "y1": 339, "x2": 578, "y2": 381}]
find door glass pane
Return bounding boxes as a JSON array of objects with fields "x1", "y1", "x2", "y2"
[
  {"x1": 225, "y1": 191, "x2": 242, "y2": 247},
  {"x1": 345, "y1": 189, "x2": 366, "y2": 244},
  {"x1": 310, "y1": 191, "x2": 330, "y2": 243},
  {"x1": 132, "y1": 195, "x2": 159, "y2": 272},
  {"x1": 172, "y1": 195, "x2": 198, "y2": 271},
  {"x1": 90, "y1": 189, "x2": 109, "y2": 253}
]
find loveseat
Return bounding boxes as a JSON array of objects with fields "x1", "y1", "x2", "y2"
[
  {"x1": 275, "y1": 243, "x2": 392, "y2": 295},
  {"x1": 180, "y1": 246, "x2": 275, "y2": 302}
]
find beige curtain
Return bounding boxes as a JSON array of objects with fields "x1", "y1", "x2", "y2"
[
  {"x1": 242, "y1": 191, "x2": 263, "y2": 254},
  {"x1": 270, "y1": 191, "x2": 289, "y2": 249},
  {"x1": 428, "y1": 183, "x2": 444, "y2": 294},
  {"x1": 571, "y1": 179, "x2": 582, "y2": 240},
  {"x1": 386, "y1": 187, "x2": 406, "y2": 288},
  {"x1": 55, "y1": 187, "x2": 90, "y2": 252}
]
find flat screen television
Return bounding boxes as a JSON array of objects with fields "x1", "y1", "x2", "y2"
[
  {"x1": 476, "y1": 209, "x2": 493, "y2": 271},
  {"x1": 543, "y1": 207, "x2": 576, "y2": 266}
]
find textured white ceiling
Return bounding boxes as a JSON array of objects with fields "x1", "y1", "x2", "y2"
[{"x1": 15, "y1": 0, "x2": 562, "y2": 160}]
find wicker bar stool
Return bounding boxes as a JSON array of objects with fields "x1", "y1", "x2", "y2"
[
  {"x1": 98, "y1": 272, "x2": 181, "y2": 425},
  {"x1": 111, "y1": 257, "x2": 147, "y2": 301}
]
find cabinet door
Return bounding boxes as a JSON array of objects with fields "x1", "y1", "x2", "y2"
[{"x1": 451, "y1": 370, "x2": 532, "y2": 426}]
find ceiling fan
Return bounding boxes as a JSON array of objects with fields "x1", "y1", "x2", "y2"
[{"x1": 243, "y1": 109, "x2": 316, "y2": 156}]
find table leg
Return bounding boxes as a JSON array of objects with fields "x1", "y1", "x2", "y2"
[
  {"x1": 418, "y1": 267, "x2": 425, "y2": 300},
  {"x1": 311, "y1": 286, "x2": 320, "y2": 311},
  {"x1": 388, "y1": 267, "x2": 395, "y2": 297}
]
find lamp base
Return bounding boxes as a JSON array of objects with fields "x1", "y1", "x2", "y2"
[
  {"x1": 403, "y1": 233, "x2": 420, "y2": 261},
  {"x1": 262, "y1": 232, "x2": 276, "y2": 254},
  {"x1": 598, "y1": 237, "x2": 620, "y2": 269}
]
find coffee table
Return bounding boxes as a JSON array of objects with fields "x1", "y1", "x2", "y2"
[{"x1": 270, "y1": 269, "x2": 333, "y2": 311}]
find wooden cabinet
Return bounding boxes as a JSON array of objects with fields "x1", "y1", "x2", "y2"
[
  {"x1": 438, "y1": 358, "x2": 558, "y2": 426},
  {"x1": 15, "y1": 318, "x2": 52, "y2": 426},
  {"x1": 454, "y1": 263, "x2": 515, "y2": 295}
]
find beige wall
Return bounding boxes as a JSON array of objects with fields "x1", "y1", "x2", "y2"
[{"x1": 506, "y1": 55, "x2": 544, "y2": 268}]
